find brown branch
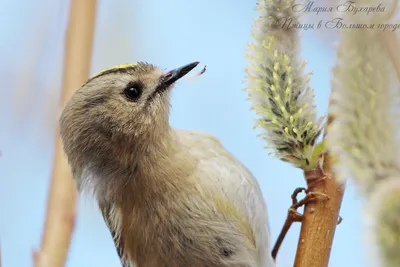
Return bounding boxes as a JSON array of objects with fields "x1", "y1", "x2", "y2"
[
  {"x1": 293, "y1": 116, "x2": 346, "y2": 267},
  {"x1": 34, "y1": 1, "x2": 97, "y2": 267}
]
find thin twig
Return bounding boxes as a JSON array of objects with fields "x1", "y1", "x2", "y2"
[
  {"x1": 272, "y1": 188, "x2": 305, "y2": 259},
  {"x1": 272, "y1": 215, "x2": 296, "y2": 260},
  {"x1": 34, "y1": 1, "x2": 97, "y2": 267}
]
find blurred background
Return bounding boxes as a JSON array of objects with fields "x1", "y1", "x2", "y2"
[{"x1": 0, "y1": 0, "x2": 366, "y2": 266}]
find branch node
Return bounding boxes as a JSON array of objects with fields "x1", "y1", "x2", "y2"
[
  {"x1": 288, "y1": 208, "x2": 304, "y2": 222},
  {"x1": 337, "y1": 216, "x2": 343, "y2": 225},
  {"x1": 304, "y1": 168, "x2": 331, "y2": 189}
]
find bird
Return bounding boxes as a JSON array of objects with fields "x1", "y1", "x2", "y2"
[{"x1": 59, "y1": 61, "x2": 275, "y2": 267}]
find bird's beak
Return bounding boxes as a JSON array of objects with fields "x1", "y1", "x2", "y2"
[{"x1": 161, "y1": 62, "x2": 199, "y2": 87}]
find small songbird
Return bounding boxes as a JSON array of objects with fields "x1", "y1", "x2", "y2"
[{"x1": 59, "y1": 61, "x2": 274, "y2": 267}]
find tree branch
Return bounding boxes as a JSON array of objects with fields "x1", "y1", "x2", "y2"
[
  {"x1": 34, "y1": 1, "x2": 97, "y2": 266},
  {"x1": 293, "y1": 116, "x2": 345, "y2": 267}
]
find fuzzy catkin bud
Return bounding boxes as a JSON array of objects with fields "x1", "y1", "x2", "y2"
[
  {"x1": 326, "y1": 0, "x2": 400, "y2": 192},
  {"x1": 366, "y1": 179, "x2": 400, "y2": 267},
  {"x1": 326, "y1": 1, "x2": 400, "y2": 266},
  {"x1": 377, "y1": 189, "x2": 400, "y2": 267},
  {"x1": 245, "y1": 0, "x2": 324, "y2": 170}
]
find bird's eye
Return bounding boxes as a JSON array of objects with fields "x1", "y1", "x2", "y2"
[{"x1": 124, "y1": 83, "x2": 142, "y2": 101}]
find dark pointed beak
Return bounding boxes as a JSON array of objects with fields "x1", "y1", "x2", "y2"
[{"x1": 161, "y1": 62, "x2": 199, "y2": 87}]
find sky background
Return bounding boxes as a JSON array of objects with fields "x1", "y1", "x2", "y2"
[{"x1": 0, "y1": 0, "x2": 368, "y2": 266}]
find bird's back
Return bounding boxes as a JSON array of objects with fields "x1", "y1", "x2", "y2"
[{"x1": 173, "y1": 129, "x2": 274, "y2": 266}]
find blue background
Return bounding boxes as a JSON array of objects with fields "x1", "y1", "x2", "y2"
[{"x1": 0, "y1": 0, "x2": 366, "y2": 266}]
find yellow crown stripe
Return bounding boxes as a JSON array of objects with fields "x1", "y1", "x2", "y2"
[{"x1": 91, "y1": 63, "x2": 139, "y2": 79}]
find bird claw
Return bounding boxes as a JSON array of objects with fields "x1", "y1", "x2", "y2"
[
  {"x1": 271, "y1": 187, "x2": 331, "y2": 260},
  {"x1": 272, "y1": 186, "x2": 337, "y2": 260},
  {"x1": 289, "y1": 187, "x2": 331, "y2": 221},
  {"x1": 290, "y1": 187, "x2": 343, "y2": 226},
  {"x1": 291, "y1": 187, "x2": 307, "y2": 205}
]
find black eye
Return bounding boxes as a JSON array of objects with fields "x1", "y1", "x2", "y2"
[{"x1": 124, "y1": 83, "x2": 142, "y2": 101}]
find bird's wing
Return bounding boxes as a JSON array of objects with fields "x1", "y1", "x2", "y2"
[
  {"x1": 99, "y1": 203, "x2": 133, "y2": 267},
  {"x1": 174, "y1": 129, "x2": 274, "y2": 266}
]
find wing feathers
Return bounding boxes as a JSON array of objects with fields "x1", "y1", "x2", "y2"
[{"x1": 99, "y1": 203, "x2": 132, "y2": 267}]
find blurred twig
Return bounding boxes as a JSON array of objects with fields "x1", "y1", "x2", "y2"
[
  {"x1": 325, "y1": 1, "x2": 400, "y2": 265},
  {"x1": 34, "y1": 0, "x2": 97, "y2": 267},
  {"x1": 11, "y1": 4, "x2": 53, "y2": 124}
]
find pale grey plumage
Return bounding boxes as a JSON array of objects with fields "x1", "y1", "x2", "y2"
[{"x1": 59, "y1": 62, "x2": 274, "y2": 267}]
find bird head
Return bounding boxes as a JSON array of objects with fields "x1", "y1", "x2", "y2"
[{"x1": 59, "y1": 61, "x2": 199, "y2": 179}]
